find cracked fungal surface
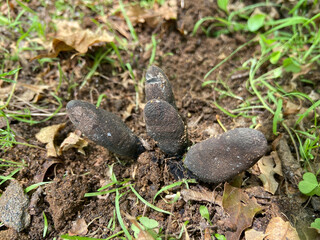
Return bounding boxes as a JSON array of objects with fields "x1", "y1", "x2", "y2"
[
  {"x1": 145, "y1": 65, "x2": 176, "y2": 108},
  {"x1": 184, "y1": 128, "x2": 268, "y2": 183},
  {"x1": 144, "y1": 99, "x2": 187, "y2": 155},
  {"x1": 66, "y1": 100, "x2": 144, "y2": 158}
]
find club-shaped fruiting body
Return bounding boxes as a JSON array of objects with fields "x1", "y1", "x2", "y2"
[
  {"x1": 145, "y1": 65, "x2": 176, "y2": 108},
  {"x1": 144, "y1": 99, "x2": 187, "y2": 155},
  {"x1": 66, "y1": 100, "x2": 144, "y2": 158},
  {"x1": 184, "y1": 128, "x2": 268, "y2": 183}
]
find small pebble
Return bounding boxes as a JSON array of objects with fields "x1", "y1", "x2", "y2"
[
  {"x1": 144, "y1": 99, "x2": 187, "y2": 155},
  {"x1": 184, "y1": 128, "x2": 268, "y2": 183},
  {"x1": 67, "y1": 100, "x2": 144, "y2": 158},
  {"x1": 145, "y1": 65, "x2": 176, "y2": 108},
  {"x1": 0, "y1": 180, "x2": 30, "y2": 232}
]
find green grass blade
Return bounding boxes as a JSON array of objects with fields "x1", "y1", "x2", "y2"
[
  {"x1": 96, "y1": 94, "x2": 108, "y2": 108},
  {"x1": 273, "y1": 98, "x2": 283, "y2": 135},
  {"x1": 295, "y1": 100, "x2": 320, "y2": 126},
  {"x1": 204, "y1": 39, "x2": 253, "y2": 80},
  {"x1": 60, "y1": 234, "x2": 105, "y2": 240},
  {"x1": 25, "y1": 182, "x2": 51, "y2": 193},
  {"x1": 149, "y1": 34, "x2": 157, "y2": 65},
  {"x1": 119, "y1": 0, "x2": 138, "y2": 42},
  {"x1": 192, "y1": 17, "x2": 216, "y2": 36},
  {"x1": 214, "y1": 102, "x2": 238, "y2": 118},
  {"x1": 115, "y1": 189, "x2": 132, "y2": 240},
  {"x1": 43, "y1": 211, "x2": 48, "y2": 238},
  {"x1": 153, "y1": 181, "x2": 184, "y2": 202},
  {"x1": 129, "y1": 185, "x2": 172, "y2": 215}
]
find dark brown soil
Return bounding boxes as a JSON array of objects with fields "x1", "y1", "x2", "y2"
[{"x1": 0, "y1": 0, "x2": 319, "y2": 239}]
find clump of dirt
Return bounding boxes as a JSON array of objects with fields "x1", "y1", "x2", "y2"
[{"x1": 45, "y1": 175, "x2": 89, "y2": 230}]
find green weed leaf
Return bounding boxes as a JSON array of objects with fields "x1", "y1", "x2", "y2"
[
  {"x1": 139, "y1": 217, "x2": 159, "y2": 229},
  {"x1": 270, "y1": 51, "x2": 281, "y2": 64},
  {"x1": 298, "y1": 172, "x2": 319, "y2": 196},
  {"x1": 215, "y1": 233, "x2": 227, "y2": 240},
  {"x1": 199, "y1": 205, "x2": 212, "y2": 225},
  {"x1": 311, "y1": 218, "x2": 320, "y2": 230},
  {"x1": 218, "y1": 0, "x2": 228, "y2": 14},
  {"x1": 248, "y1": 14, "x2": 266, "y2": 32},
  {"x1": 283, "y1": 58, "x2": 301, "y2": 73}
]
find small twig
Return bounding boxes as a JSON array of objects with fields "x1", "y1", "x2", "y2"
[{"x1": 4, "y1": 110, "x2": 66, "y2": 117}]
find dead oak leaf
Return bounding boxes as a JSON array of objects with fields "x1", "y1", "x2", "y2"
[
  {"x1": 59, "y1": 130, "x2": 88, "y2": 155},
  {"x1": 265, "y1": 217, "x2": 299, "y2": 240},
  {"x1": 222, "y1": 183, "x2": 263, "y2": 240},
  {"x1": 257, "y1": 151, "x2": 283, "y2": 194},
  {"x1": 35, "y1": 123, "x2": 66, "y2": 157},
  {"x1": 35, "y1": 21, "x2": 114, "y2": 59}
]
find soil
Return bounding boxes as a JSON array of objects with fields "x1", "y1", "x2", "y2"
[{"x1": 0, "y1": 0, "x2": 319, "y2": 239}]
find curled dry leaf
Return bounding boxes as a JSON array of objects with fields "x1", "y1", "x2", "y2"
[
  {"x1": 59, "y1": 130, "x2": 88, "y2": 155},
  {"x1": 35, "y1": 21, "x2": 114, "y2": 59},
  {"x1": 222, "y1": 183, "x2": 263, "y2": 240},
  {"x1": 181, "y1": 189, "x2": 222, "y2": 206},
  {"x1": 257, "y1": 151, "x2": 283, "y2": 194},
  {"x1": 35, "y1": 123, "x2": 66, "y2": 157},
  {"x1": 68, "y1": 218, "x2": 88, "y2": 236},
  {"x1": 264, "y1": 217, "x2": 299, "y2": 240}
]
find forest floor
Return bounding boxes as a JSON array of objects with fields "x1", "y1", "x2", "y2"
[{"x1": 0, "y1": 0, "x2": 320, "y2": 239}]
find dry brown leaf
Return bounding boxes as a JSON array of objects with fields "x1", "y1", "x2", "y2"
[
  {"x1": 181, "y1": 188, "x2": 222, "y2": 206},
  {"x1": 35, "y1": 123, "x2": 66, "y2": 157},
  {"x1": 125, "y1": 1, "x2": 177, "y2": 28},
  {"x1": 264, "y1": 217, "x2": 299, "y2": 240},
  {"x1": 35, "y1": 21, "x2": 114, "y2": 59},
  {"x1": 245, "y1": 229, "x2": 266, "y2": 240},
  {"x1": 18, "y1": 83, "x2": 50, "y2": 103},
  {"x1": 33, "y1": 159, "x2": 61, "y2": 183},
  {"x1": 68, "y1": 218, "x2": 88, "y2": 236},
  {"x1": 257, "y1": 151, "x2": 283, "y2": 194},
  {"x1": 222, "y1": 183, "x2": 263, "y2": 240},
  {"x1": 157, "y1": 0, "x2": 177, "y2": 20},
  {"x1": 59, "y1": 130, "x2": 88, "y2": 155}
]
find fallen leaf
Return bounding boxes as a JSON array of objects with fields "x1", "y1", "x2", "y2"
[
  {"x1": 18, "y1": 83, "x2": 50, "y2": 103},
  {"x1": 35, "y1": 123, "x2": 66, "y2": 157},
  {"x1": 157, "y1": 0, "x2": 177, "y2": 21},
  {"x1": 35, "y1": 21, "x2": 114, "y2": 59},
  {"x1": 68, "y1": 218, "x2": 88, "y2": 236},
  {"x1": 125, "y1": 0, "x2": 177, "y2": 28},
  {"x1": 264, "y1": 217, "x2": 299, "y2": 240},
  {"x1": 257, "y1": 151, "x2": 283, "y2": 194},
  {"x1": 33, "y1": 159, "x2": 61, "y2": 183},
  {"x1": 59, "y1": 130, "x2": 88, "y2": 155},
  {"x1": 222, "y1": 183, "x2": 263, "y2": 240},
  {"x1": 245, "y1": 229, "x2": 266, "y2": 240},
  {"x1": 181, "y1": 188, "x2": 222, "y2": 206}
]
